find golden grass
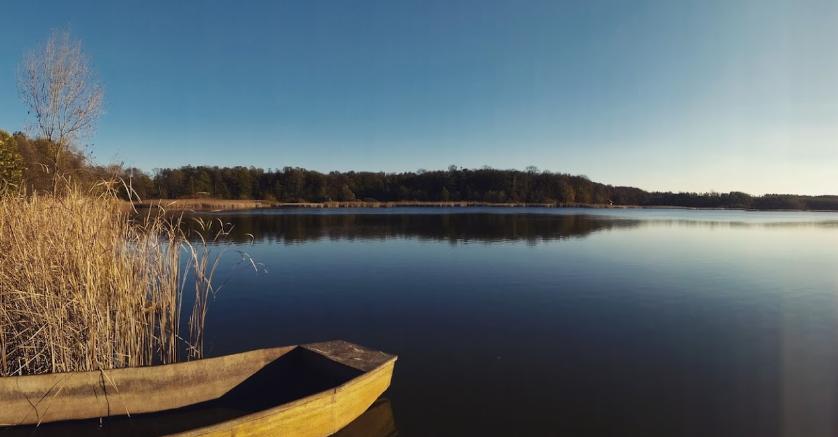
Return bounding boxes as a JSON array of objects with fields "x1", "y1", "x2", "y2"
[
  {"x1": 0, "y1": 184, "x2": 225, "y2": 376},
  {"x1": 134, "y1": 198, "x2": 268, "y2": 211}
]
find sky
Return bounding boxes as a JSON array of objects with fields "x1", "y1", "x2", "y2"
[{"x1": 1, "y1": 0, "x2": 837, "y2": 195}]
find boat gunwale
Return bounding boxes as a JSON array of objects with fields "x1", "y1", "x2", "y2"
[
  {"x1": 0, "y1": 345, "x2": 296, "y2": 383},
  {"x1": 0, "y1": 346, "x2": 298, "y2": 427}
]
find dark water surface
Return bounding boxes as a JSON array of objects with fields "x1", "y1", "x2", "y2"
[
  {"x1": 179, "y1": 207, "x2": 838, "y2": 436},
  {"x1": 14, "y1": 207, "x2": 836, "y2": 436}
]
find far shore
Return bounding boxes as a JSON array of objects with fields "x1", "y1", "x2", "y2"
[
  {"x1": 131, "y1": 198, "x2": 838, "y2": 213},
  {"x1": 134, "y1": 198, "x2": 593, "y2": 210}
]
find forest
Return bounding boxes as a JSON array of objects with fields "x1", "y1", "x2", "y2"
[{"x1": 2, "y1": 131, "x2": 837, "y2": 211}]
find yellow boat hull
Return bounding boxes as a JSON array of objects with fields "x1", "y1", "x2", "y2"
[{"x1": 0, "y1": 340, "x2": 397, "y2": 437}]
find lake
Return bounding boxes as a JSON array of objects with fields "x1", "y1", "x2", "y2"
[
  {"x1": 8, "y1": 208, "x2": 838, "y2": 437},
  {"x1": 164, "y1": 208, "x2": 838, "y2": 435}
]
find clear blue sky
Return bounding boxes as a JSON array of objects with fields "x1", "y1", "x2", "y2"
[{"x1": 1, "y1": 0, "x2": 836, "y2": 195}]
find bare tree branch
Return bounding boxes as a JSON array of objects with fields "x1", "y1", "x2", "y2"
[{"x1": 17, "y1": 30, "x2": 103, "y2": 186}]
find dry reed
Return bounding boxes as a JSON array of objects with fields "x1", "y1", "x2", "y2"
[{"x1": 0, "y1": 183, "x2": 225, "y2": 376}]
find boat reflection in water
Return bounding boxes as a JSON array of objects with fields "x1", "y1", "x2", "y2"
[{"x1": 334, "y1": 398, "x2": 397, "y2": 437}]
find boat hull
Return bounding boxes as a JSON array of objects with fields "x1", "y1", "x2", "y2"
[
  {"x1": 0, "y1": 340, "x2": 396, "y2": 437},
  {"x1": 173, "y1": 358, "x2": 395, "y2": 436}
]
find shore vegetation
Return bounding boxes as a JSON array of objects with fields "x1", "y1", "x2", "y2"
[{"x1": 0, "y1": 183, "x2": 224, "y2": 376}]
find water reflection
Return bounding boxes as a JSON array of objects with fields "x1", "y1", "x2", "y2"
[
  {"x1": 187, "y1": 212, "x2": 640, "y2": 244},
  {"x1": 183, "y1": 208, "x2": 838, "y2": 245},
  {"x1": 635, "y1": 218, "x2": 838, "y2": 230},
  {"x1": 334, "y1": 398, "x2": 397, "y2": 437}
]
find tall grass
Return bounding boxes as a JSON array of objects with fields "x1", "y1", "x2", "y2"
[{"x1": 0, "y1": 183, "x2": 224, "y2": 376}]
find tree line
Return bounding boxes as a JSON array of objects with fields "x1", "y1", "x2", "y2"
[
  {"x1": 0, "y1": 130, "x2": 140, "y2": 194},
  {"x1": 3, "y1": 132, "x2": 833, "y2": 211},
  {"x1": 142, "y1": 166, "x2": 838, "y2": 210},
  {"x1": 148, "y1": 164, "x2": 631, "y2": 204}
]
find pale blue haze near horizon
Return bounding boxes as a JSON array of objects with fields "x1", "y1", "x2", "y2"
[{"x1": 0, "y1": 0, "x2": 836, "y2": 195}]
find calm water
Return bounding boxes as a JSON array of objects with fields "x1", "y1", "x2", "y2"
[{"x1": 192, "y1": 208, "x2": 838, "y2": 436}]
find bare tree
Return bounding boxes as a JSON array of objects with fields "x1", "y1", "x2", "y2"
[{"x1": 18, "y1": 30, "x2": 103, "y2": 185}]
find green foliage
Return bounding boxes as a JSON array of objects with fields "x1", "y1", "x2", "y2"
[
  {"x1": 0, "y1": 130, "x2": 24, "y2": 188},
  {"x1": 12, "y1": 132, "x2": 89, "y2": 193},
  {"x1": 2, "y1": 132, "x2": 149, "y2": 197},
  {"x1": 440, "y1": 187, "x2": 450, "y2": 202},
  {"x1": 337, "y1": 184, "x2": 356, "y2": 201}
]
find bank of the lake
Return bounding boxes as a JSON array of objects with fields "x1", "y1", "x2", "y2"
[
  {"x1": 134, "y1": 198, "x2": 838, "y2": 213},
  {"x1": 134, "y1": 198, "x2": 612, "y2": 211}
]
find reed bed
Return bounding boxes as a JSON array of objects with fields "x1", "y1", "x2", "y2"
[{"x1": 0, "y1": 185, "x2": 224, "y2": 376}]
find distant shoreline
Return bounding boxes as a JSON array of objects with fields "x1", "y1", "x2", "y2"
[
  {"x1": 132, "y1": 198, "x2": 838, "y2": 213},
  {"x1": 134, "y1": 199, "x2": 596, "y2": 210}
]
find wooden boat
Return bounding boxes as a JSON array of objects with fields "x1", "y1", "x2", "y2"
[{"x1": 0, "y1": 340, "x2": 396, "y2": 436}]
